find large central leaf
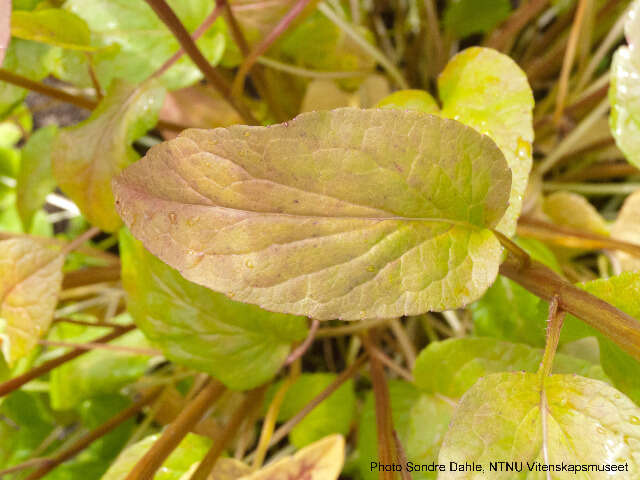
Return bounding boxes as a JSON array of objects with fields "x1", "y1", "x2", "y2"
[{"x1": 113, "y1": 108, "x2": 511, "y2": 320}]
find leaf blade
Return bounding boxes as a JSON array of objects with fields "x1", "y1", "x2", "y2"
[{"x1": 114, "y1": 108, "x2": 512, "y2": 319}]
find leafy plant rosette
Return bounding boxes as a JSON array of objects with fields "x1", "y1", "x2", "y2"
[{"x1": 3, "y1": 0, "x2": 640, "y2": 479}]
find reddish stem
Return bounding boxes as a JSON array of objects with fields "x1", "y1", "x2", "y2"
[{"x1": 0, "y1": 325, "x2": 135, "y2": 398}]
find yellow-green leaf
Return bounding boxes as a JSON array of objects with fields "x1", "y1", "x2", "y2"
[
  {"x1": 610, "y1": 0, "x2": 640, "y2": 168},
  {"x1": 114, "y1": 108, "x2": 511, "y2": 320},
  {"x1": 10, "y1": 9, "x2": 95, "y2": 51},
  {"x1": 52, "y1": 79, "x2": 166, "y2": 232},
  {"x1": 16, "y1": 124, "x2": 58, "y2": 229},
  {"x1": 239, "y1": 434, "x2": 344, "y2": 480},
  {"x1": 438, "y1": 47, "x2": 534, "y2": 235},
  {"x1": 378, "y1": 48, "x2": 534, "y2": 236},
  {"x1": 0, "y1": 237, "x2": 64, "y2": 365},
  {"x1": 612, "y1": 190, "x2": 640, "y2": 272},
  {"x1": 543, "y1": 191, "x2": 609, "y2": 236},
  {"x1": 438, "y1": 372, "x2": 640, "y2": 478}
]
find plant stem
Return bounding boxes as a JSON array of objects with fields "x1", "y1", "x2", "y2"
[
  {"x1": 543, "y1": 182, "x2": 640, "y2": 195},
  {"x1": 190, "y1": 386, "x2": 266, "y2": 480},
  {"x1": 537, "y1": 97, "x2": 610, "y2": 174},
  {"x1": 317, "y1": 2, "x2": 409, "y2": 88},
  {"x1": 393, "y1": 431, "x2": 413, "y2": 480},
  {"x1": 539, "y1": 295, "x2": 565, "y2": 378},
  {"x1": 231, "y1": 0, "x2": 314, "y2": 97},
  {"x1": 150, "y1": 2, "x2": 225, "y2": 80},
  {"x1": 499, "y1": 251, "x2": 640, "y2": 362},
  {"x1": 517, "y1": 217, "x2": 640, "y2": 257},
  {"x1": 553, "y1": 0, "x2": 588, "y2": 124},
  {"x1": 256, "y1": 56, "x2": 367, "y2": 79},
  {"x1": 125, "y1": 379, "x2": 226, "y2": 480},
  {"x1": 485, "y1": 0, "x2": 550, "y2": 51},
  {"x1": 259, "y1": 354, "x2": 368, "y2": 452},
  {"x1": 316, "y1": 317, "x2": 393, "y2": 337},
  {"x1": 37, "y1": 339, "x2": 160, "y2": 356},
  {"x1": 252, "y1": 378, "x2": 293, "y2": 469},
  {"x1": 361, "y1": 332, "x2": 397, "y2": 480},
  {"x1": 220, "y1": 0, "x2": 286, "y2": 121},
  {"x1": 61, "y1": 226, "x2": 101, "y2": 256},
  {"x1": 285, "y1": 319, "x2": 319, "y2": 365},
  {"x1": 0, "y1": 68, "x2": 188, "y2": 132},
  {"x1": 575, "y1": 4, "x2": 627, "y2": 92},
  {"x1": 389, "y1": 319, "x2": 417, "y2": 369},
  {"x1": 0, "y1": 325, "x2": 135, "y2": 398},
  {"x1": 23, "y1": 388, "x2": 162, "y2": 480},
  {"x1": 144, "y1": 0, "x2": 258, "y2": 125},
  {"x1": 0, "y1": 68, "x2": 96, "y2": 109},
  {"x1": 558, "y1": 161, "x2": 637, "y2": 182}
]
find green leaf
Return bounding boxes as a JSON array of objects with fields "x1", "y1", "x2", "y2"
[
  {"x1": 64, "y1": 0, "x2": 227, "y2": 90},
  {"x1": 0, "y1": 38, "x2": 54, "y2": 116},
  {"x1": 566, "y1": 272, "x2": 640, "y2": 405},
  {"x1": 438, "y1": 47, "x2": 534, "y2": 235},
  {"x1": 114, "y1": 108, "x2": 511, "y2": 320},
  {"x1": 101, "y1": 433, "x2": 211, "y2": 480},
  {"x1": 0, "y1": 237, "x2": 64, "y2": 366},
  {"x1": 438, "y1": 372, "x2": 640, "y2": 477},
  {"x1": 377, "y1": 89, "x2": 440, "y2": 114},
  {"x1": 11, "y1": 9, "x2": 95, "y2": 50},
  {"x1": 413, "y1": 337, "x2": 608, "y2": 398},
  {"x1": 265, "y1": 373, "x2": 355, "y2": 447},
  {"x1": 119, "y1": 229, "x2": 308, "y2": 390},
  {"x1": 0, "y1": 390, "x2": 57, "y2": 470},
  {"x1": 275, "y1": 10, "x2": 375, "y2": 83},
  {"x1": 610, "y1": 0, "x2": 640, "y2": 168},
  {"x1": 48, "y1": 314, "x2": 154, "y2": 411},
  {"x1": 443, "y1": 0, "x2": 512, "y2": 37},
  {"x1": 52, "y1": 79, "x2": 166, "y2": 231},
  {"x1": 16, "y1": 124, "x2": 58, "y2": 229}
]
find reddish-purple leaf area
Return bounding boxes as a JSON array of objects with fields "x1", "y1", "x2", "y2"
[
  {"x1": 113, "y1": 108, "x2": 511, "y2": 320},
  {"x1": 0, "y1": 0, "x2": 11, "y2": 67}
]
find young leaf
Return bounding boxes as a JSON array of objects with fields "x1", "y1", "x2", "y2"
[
  {"x1": 10, "y1": 9, "x2": 94, "y2": 50},
  {"x1": 438, "y1": 372, "x2": 640, "y2": 477},
  {"x1": 119, "y1": 229, "x2": 308, "y2": 390},
  {"x1": 264, "y1": 373, "x2": 355, "y2": 447},
  {"x1": 438, "y1": 47, "x2": 534, "y2": 235},
  {"x1": 52, "y1": 79, "x2": 166, "y2": 232},
  {"x1": 443, "y1": 0, "x2": 512, "y2": 38},
  {"x1": 16, "y1": 124, "x2": 58, "y2": 229},
  {"x1": 610, "y1": 0, "x2": 640, "y2": 168},
  {"x1": 377, "y1": 48, "x2": 534, "y2": 236},
  {"x1": 611, "y1": 190, "x2": 640, "y2": 272},
  {"x1": 543, "y1": 191, "x2": 610, "y2": 236},
  {"x1": 413, "y1": 337, "x2": 608, "y2": 398},
  {"x1": 0, "y1": 237, "x2": 64, "y2": 366},
  {"x1": 64, "y1": 0, "x2": 227, "y2": 90},
  {"x1": 239, "y1": 434, "x2": 345, "y2": 480},
  {"x1": 101, "y1": 433, "x2": 211, "y2": 480},
  {"x1": 114, "y1": 108, "x2": 512, "y2": 320}
]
